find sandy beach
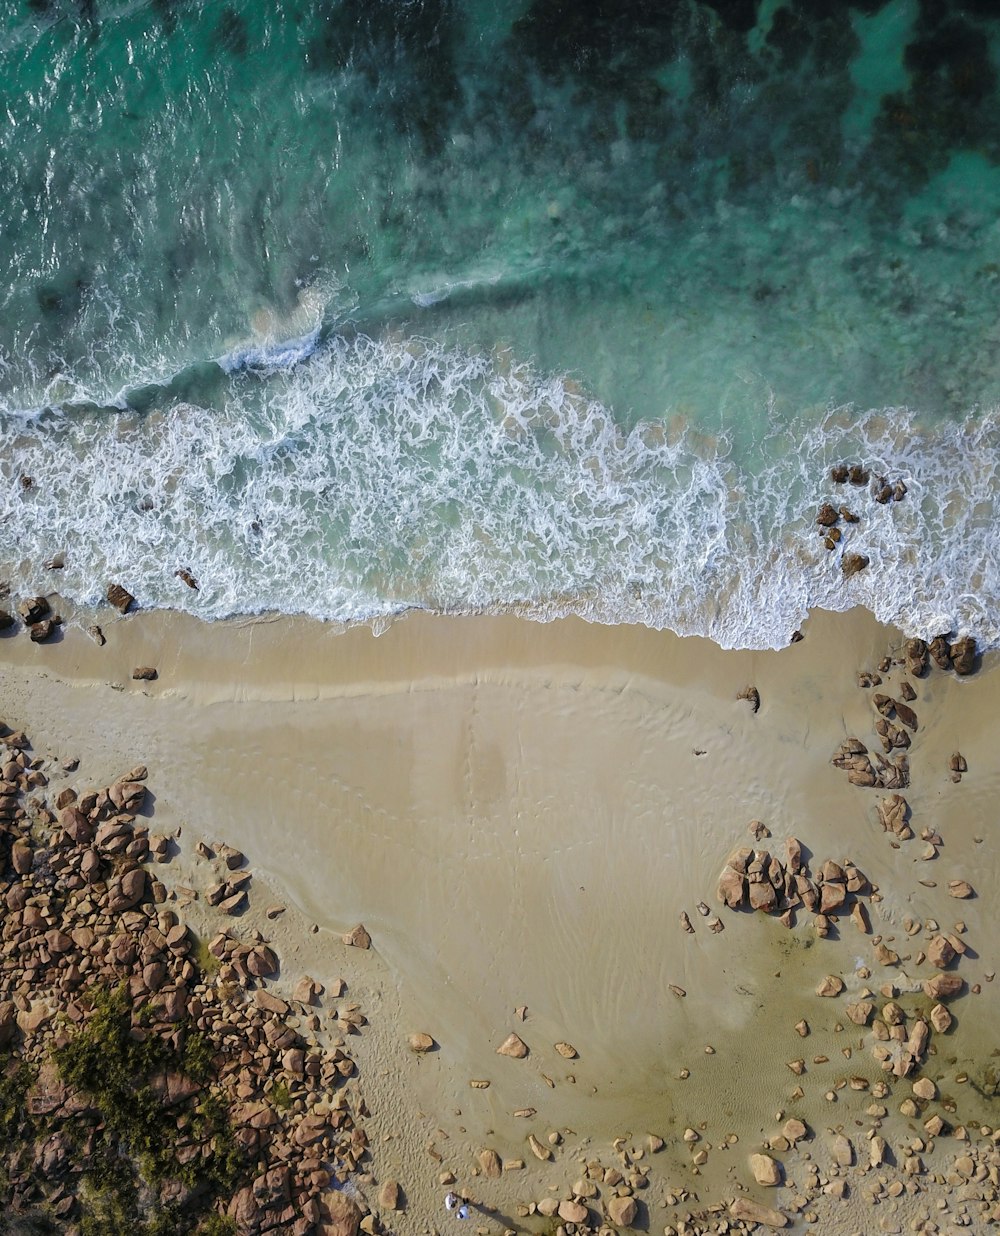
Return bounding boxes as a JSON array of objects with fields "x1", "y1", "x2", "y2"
[{"x1": 1, "y1": 600, "x2": 998, "y2": 1234}]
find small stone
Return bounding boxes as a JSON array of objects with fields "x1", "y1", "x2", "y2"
[
  {"x1": 408, "y1": 1032, "x2": 435, "y2": 1053},
  {"x1": 554, "y1": 1041, "x2": 577, "y2": 1059}
]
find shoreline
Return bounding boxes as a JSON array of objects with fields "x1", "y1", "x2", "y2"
[{"x1": 1, "y1": 602, "x2": 999, "y2": 1233}]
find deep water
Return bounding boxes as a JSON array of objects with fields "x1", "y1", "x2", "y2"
[{"x1": 2, "y1": 0, "x2": 999, "y2": 646}]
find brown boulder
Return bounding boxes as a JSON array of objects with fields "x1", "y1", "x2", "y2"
[
  {"x1": 0, "y1": 610, "x2": 13, "y2": 630},
  {"x1": 842, "y1": 552, "x2": 869, "y2": 578},
  {"x1": 904, "y1": 639, "x2": 927, "y2": 677},
  {"x1": 923, "y1": 973, "x2": 963, "y2": 1001},
  {"x1": 407, "y1": 1032, "x2": 435, "y2": 1053},
  {"x1": 246, "y1": 946, "x2": 279, "y2": 978},
  {"x1": 132, "y1": 666, "x2": 158, "y2": 681},
  {"x1": 29, "y1": 619, "x2": 54, "y2": 642},
  {"x1": 496, "y1": 1032, "x2": 528, "y2": 1059},
  {"x1": 717, "y1": 868, "x2": 746, "y2": 909},
  {"x1": 729, "y1": 1199, "x2": 788, "y2": 1229},
  {"x1": 342, "y1": 923, "x2": 371, "y2": 949},
  {"x1": 107, "y1": 583, "x2": 135, "y2": 614},
  {"x1": 607, "y1": 1195, "x2": 638, "y2": 1227},
  {"x1": 479, "y1": 1148, "x2": 502, "y2": 1178},
  {"x1": 17, "y1": 596, "x2": 50, "y2": 624},
  {"x1": 559, "y1": 1200, "x2": 588, "y2": 1224},
  {"x1": 929, "y1": 635, "x2": 951, "y2": 670},
  {"x1": 320, "y1": 1191, "x2": 362, "y2": 1236},
  {"x1": 950, "y1": 636, "x2": 976, "y2": 675},
  {"x1": 927, "y1": 936, "x2": 956, "y2": 969},
  {"x1": 748, "y1": 880, "x2": 777, "y2": 912},
  {"x1": 378, "y1": 1180, "x2": 402, "y2": 1211},
  {"x1": 894, "y1": 701, "x2": 918, "y2": 731},
  {"x1": 816, "y1": 503, "x2": 839, "y2": 527},
  {"x1": 0, "y1": 1001, "x2": 16, "y2": 1048}
]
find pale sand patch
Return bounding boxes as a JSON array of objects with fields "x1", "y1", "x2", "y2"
[{"x1": 1, "y1": 603, "x2": 999, "y2": 1232}]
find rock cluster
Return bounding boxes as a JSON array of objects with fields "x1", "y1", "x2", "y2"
[
  {"x1": 0, "y1": 726, "x2": 375, "y2": 1236},
  {"x1": 830, "y1": 738, "x2": 908, "y2": 789},
  {"x1": 716, "y1": 838, "x2": 871, "y2": 927}
]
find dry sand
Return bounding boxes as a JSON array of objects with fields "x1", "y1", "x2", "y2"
[{"x1": 1, "y1": 601, "x2": 999, "y2": 1234}]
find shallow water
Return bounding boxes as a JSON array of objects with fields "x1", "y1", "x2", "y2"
[{"x1": 2, "y1": 0, "x2": 1000, "y2": 646}]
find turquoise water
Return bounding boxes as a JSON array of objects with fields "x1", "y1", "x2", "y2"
[{"x1": 2, "y1": 0, "x2": 1000, "y2": 645}]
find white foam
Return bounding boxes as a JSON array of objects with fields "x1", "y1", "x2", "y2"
[{"x1": 0, "y1": 333, "x2": 997, "y2": 650}]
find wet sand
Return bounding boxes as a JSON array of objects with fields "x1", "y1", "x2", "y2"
[{"x1": 1, "y1": 602, "x2": 999, "y2": 1233}]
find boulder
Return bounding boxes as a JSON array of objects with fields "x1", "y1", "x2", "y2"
[
  {"x1": 929, "y1": 635, "x2": 951, "y2": 670},
  {"x1": 559, "y1": 1200, "x2": 588, "y2": 1224},
  {"x1": 175, "y1": 568, "x2": 199, "y2": 590},
  {"x1": 407, "y1": 1032, "x2": 435, "y2": 1053},
  {"x1": 894, "y1": 701, "x2": 918, "y2": 731},
  {"x1": 816, "y1": 503, "x2": 839, "y2": 526},
  {"x1": 948, "y1": 880, "x2": 974, "y2": 899},
  {"x1": 750, "y1": 1153, "x2": 781, "y2": 1185},
  {"x1": 728, "y1": 1198, "x2": 788, "y2": 1229},
  {"x1": 0, "y1": 1001, "x2": 15, "y2": 1048},
  {"x1": 912, "y1": 1077, "x2": 936, "y2": 1101},
  {"x1": 816, "y1": 975, "x2": 844, "y2": 997},
  {"x1": 378, "y1": 1180, "x2": 402, "y2": 1211},
  {"x1": 29, "y1": 619, "x2": 54, "y2": 642},
  {"x1": 930, "y1": 1004, "x2": 953, "y2": 1033},
  {"x1": 479, "y1": 1149, "x2": 502, "y2": 1178},
  {"x1": 926, "y1": 936, "x2": 956, "y2": 969},
  {"x1": 342, "y1": 924, "x2": 371, "y2": 949},
  {"x1": 717, "y1": 868, "x2": 746, "y2": 909},
  {"x1": 320, "y1": 1191, "x2": 361, "y2": 1236},
  {"x1": 246, "y1": 946, "x2": 278, "y2": 978},
  {"x1": 0, "y1": 610, "x2": 13, "y2": 630},
  {"x1": 831, "y1": 1134, "x2": 853, "y2": 1167},
  {"x1": 923, "y1": 974, "x2": 963, "y2": 1001},
  {"x1": 107, "y1": 583, "x2": 135, "y2": 614},
  {"x1": 496, "y1": 1032, "x2": 528, "y2": 1059},
  {"x1": 132, "y1": 666, "x2": 158, "y2": 681},
  {"x1": 607, "y1": 1195, "x2": 637, "y2": 1227},
  {"x1": 842, "y1": 552, "x2": 869, "y2": 578},
  {"x1": 554, "y1": 1041, "x2": 578, "y2": 1059},
  {"x1": 950, "y1": 636, "x2": 976, "y2": 675},
  {"x1": 904, "y1": 638, "x2": 927, "y2": 677},
  {"x1": 17, "y1": 596, "x2": 49, "y2": 624}
]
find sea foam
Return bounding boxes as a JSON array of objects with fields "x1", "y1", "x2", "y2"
[{"x1": 0, "y1": 332, "x2": 997, "y2": 650}]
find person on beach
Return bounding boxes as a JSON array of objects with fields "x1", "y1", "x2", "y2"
[{"x1": 444, "y1": 1193, "x2": 470, "y2": 1219}]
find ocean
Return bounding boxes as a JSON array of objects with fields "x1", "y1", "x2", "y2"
[{"x1": 2, "y1": 0, "x2": 999, "y2": 648}]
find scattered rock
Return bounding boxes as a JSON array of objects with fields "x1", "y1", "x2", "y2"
[
  {"x1": 106, "y1": 583, "x2": 135, "y2": 614},
  {"x1": 377, "y1": 1179, "x2": 402, "y2": 1211},
  {"x1": 29, "y1": 619, "x2": 55, "y2": 642},
  {"x1": 750, "y1": 1153, "x2": 781, "y2": 1186},
  {"x1": 950, "y1": 636, "x2": 976, "y2": 675},
  {"x1": 923, "y1": 974, "x2": 963, "y2": 1001},
  {"x1": 737, "y1": 685, "x2": 760, "y2": 713},
  {"x1": 497, "y1": 1032, "x2": 528, "y2": 1059},
  {"x1": 816, "y1": 503, "x2": 839, "y2": 526},
  {"x1": 842, "y1": 552, "x2": 870, "y2": 578},
  {"x1": 912, "y1": 1077, "x2": 937, "y2": 1101},
  {"x1": 342, "y1": 924, "x2": 371, "y2": 949},
  {"x1": 17, "y1": 597, "x2": 50, "y2": 625},
  {"x1": 479, "y1": 1148, "x2": 502, "y2": 1178},
  {"x1": 132, "y1": 666, "x2": 158, "y2": 681},
  {"x1": 559, "y1": 1200, "x2": 588, "y2": 1224},
  {"x1": 554, "y1": 1041, "x2": 577, "y2": 1059},
  {"x1": 175, "y1": 568, "x2": 199, "y2": 590},
  {"x1": 728, "y1": 1198, "x2": 788, "y2": 1229},
  {"x1": 88, "y1": 624, "x2": 106, "y2": 646},
  {"x1": 607, "y1": 1195, "x2": 637, "y2": 1227},
  {"x1": 948, "y1": 880, "x2": 974, "y2": 899},
  {"x1": 816, "y1": 975, "x2": 844, "y2": 998}
]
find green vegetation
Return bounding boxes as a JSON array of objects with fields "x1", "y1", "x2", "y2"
[
  {"x1": 52, "y1": 984, "x2": 247, "y2": 1236},
  {"x1": 0, "y1": 1057, "x2": 33, "y2": 1144}
]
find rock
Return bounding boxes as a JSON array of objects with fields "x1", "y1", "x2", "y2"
[
  {"x1": 320, "y1": 1191, "x2": 362, "y2": 1236},
  {"x1": 175, "y1": 568, "x2": 199, "y2": 590},
  {"x1": 479, "y1": 1149, "x2": 502, "y2": 1178},
  {"x1": 748, "y1": 879, "x2": 777, "y2": 913},
  {"x1": 293, "y1": 976, "x2": 321, "y2": 1005},
  {"x1": 246, "y1": 946, "x2": 278, "y2": 978},
  {"x1": 88, "y1": 624, "x2": 106, "y2": 645},
  {"x1": 17, "y1": 597, "x2": 50, "y2": 624},
  {"x1": 217, "y1": 843, "x2": 245, "y2": 870},
  {"x1": 905, "y1": 639, "x2": 928, "y2": 677},
  {"x1": 816, "y1": 503, "x2": 839, "y2": 526},
  {"x1": 950, "y1": 636, "x2": 976, "y2": 675},
  {"x1": 830, "y1": 465, "x2": 849, "y2": 483},
  {"x1": 254, "y1": 989, "x2": 289, "y2": 1016},
  {"x1": 923, "y1": 974, "x2": 963, "y2": 1001},
  {"x1": 528, "y1": 1134, "x2": 551, "y2": 1161},
  {"x1": 750, "y1": 1153, "x2": 781, "y2": 1186},
  {"x1": 559, "y1": 1200, "x2": 588, "y2": 1224},
  {"x1": 378, "y1": 1180, "x2": 401, "y2": 1211},
  {"x1": 342, "y1": 924, "x2": 371, "y2": 949},
  {"x1": 497, "y1": 1032, "x2": 528, "y2": 1059},
  {"x1": 912, "y1": 1077, "x2": 936, "y2": 1101},
  {"x1": 607, "y1": 1195, "x2": 637, "y2": 1227},
  {"x1": 927, "y1": 936, "x2": 956, "y2": 969},
  {"x1": 783, "y1": 1118, "x2": 807, "y2": 1144},
  {"x1": 132, "y1": 666, "x2": 157, "y2": 681},
  {"x1": 930, "y1": 1003, "x2": 953, "y2": 1033},
  {"x1": 929, "y1": 635, "x2": 951, "y2": 670},
  {"x1": 737, "y1": 684, "x2": 760, "y2": 713},
  {"x1": 0, "y1": 1001, "x2": 16, "y2": 1048},
  {"x1": 0, "y1": 610, "x2": 13, "y2": 630},
  {"x1": 842, "y1": 552, "x2": 869, "y2": 578},
  {"x1": 717, "y1": 868, "x2": 746, "y2": 909},
  {"x1": 29, "y1": 619, "x2": 54, "y2": 642},
  {"x1": 728, "y1": 1198, "x2": 788, "y2": 1229},
  {"x1": 877, "y1": 794, "x2": 909, "y2": 837},
  {"x1": 894, "y1": 701, "x2": 918, "y2": 731},
  {"x1": 106, "y1": 583, "x2": 135, "y2": 614},
  {"x1": 408, "y1": 1032, "x2": 435, "y2": 1053},
  {"x1": 869, "y1": 1136, "x2": 887, "y2": 1167},
  {"x1": 831, "y1": 1134, "x2": 853, "y2": 1166},
  {"x1": 554, "y1": 1041, "x2": 577, "y2": 1059},
  {"x1": 816, "y1": 975, "x2": 844, "y2": 998}
]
